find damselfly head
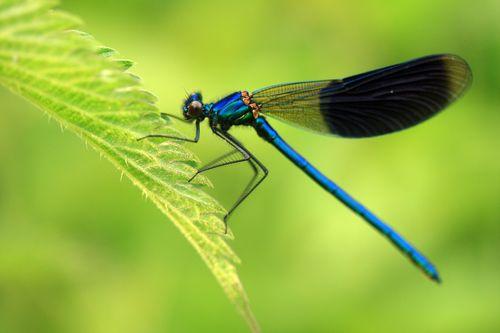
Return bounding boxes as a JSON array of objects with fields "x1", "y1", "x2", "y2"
[{"x1": 182, "y1": 92, "x2": 204, "y2": 120}]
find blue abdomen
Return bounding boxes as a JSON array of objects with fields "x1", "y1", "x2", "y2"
[{"x1": 253, "y1": 116, "x2": 440, "y2": 281}]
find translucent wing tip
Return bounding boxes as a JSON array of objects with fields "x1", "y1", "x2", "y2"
[{"x1": 438, "y1": 54, "x2": 473, "y2": 102}]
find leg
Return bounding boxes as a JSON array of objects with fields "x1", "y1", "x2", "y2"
[
  {"x1": 189, "y1": 128, "x2": 259, "y2": 182},
  {"x1": 224, "y1": 157, "x2": 264, "y2": 220},
  {"x1": 137, "y1": 118, "x2": 200, "y2": 143},
  {"x1": 214, "y1": 130, "x2": 268, "y2": 232},
  {"x1": 160, "y1": 112, "x2": 186, "y2": 122},
  {"x1": 188, "y1": 148, "x2": 245, "y2": 182}
]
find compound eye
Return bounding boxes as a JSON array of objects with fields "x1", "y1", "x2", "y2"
[{"x1": 188, "y1": 100, "x2": 203, "y2": 117}]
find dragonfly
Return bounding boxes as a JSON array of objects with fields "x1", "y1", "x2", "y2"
[{"x1": 140, "y1": 54, "x2": 472, "y2": 282}]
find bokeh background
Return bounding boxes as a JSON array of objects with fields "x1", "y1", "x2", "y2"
[{"x1": 1, "y1": 0, "x2": 499, "y2": 332}]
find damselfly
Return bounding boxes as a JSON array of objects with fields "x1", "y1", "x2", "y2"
[{"x1": 140, "y1": 54, "x2": 472, "y2": 282}]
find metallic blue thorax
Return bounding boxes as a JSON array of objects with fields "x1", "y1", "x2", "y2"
[{"x1": 208, "y1": 92, "x2": 254, "y2": 130}]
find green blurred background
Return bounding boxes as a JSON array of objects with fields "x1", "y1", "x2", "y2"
[{"x1": 1, "y1": 0, "x2": 499, "y2": 332}]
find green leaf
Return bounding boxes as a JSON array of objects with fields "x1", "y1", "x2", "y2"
[{"x1": 0, "y1": 0, "x2": 260, "y2": 331}]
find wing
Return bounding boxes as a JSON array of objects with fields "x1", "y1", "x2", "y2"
[{"x1": 252, "y1": 54, "x2": 472, "y2": 138}]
